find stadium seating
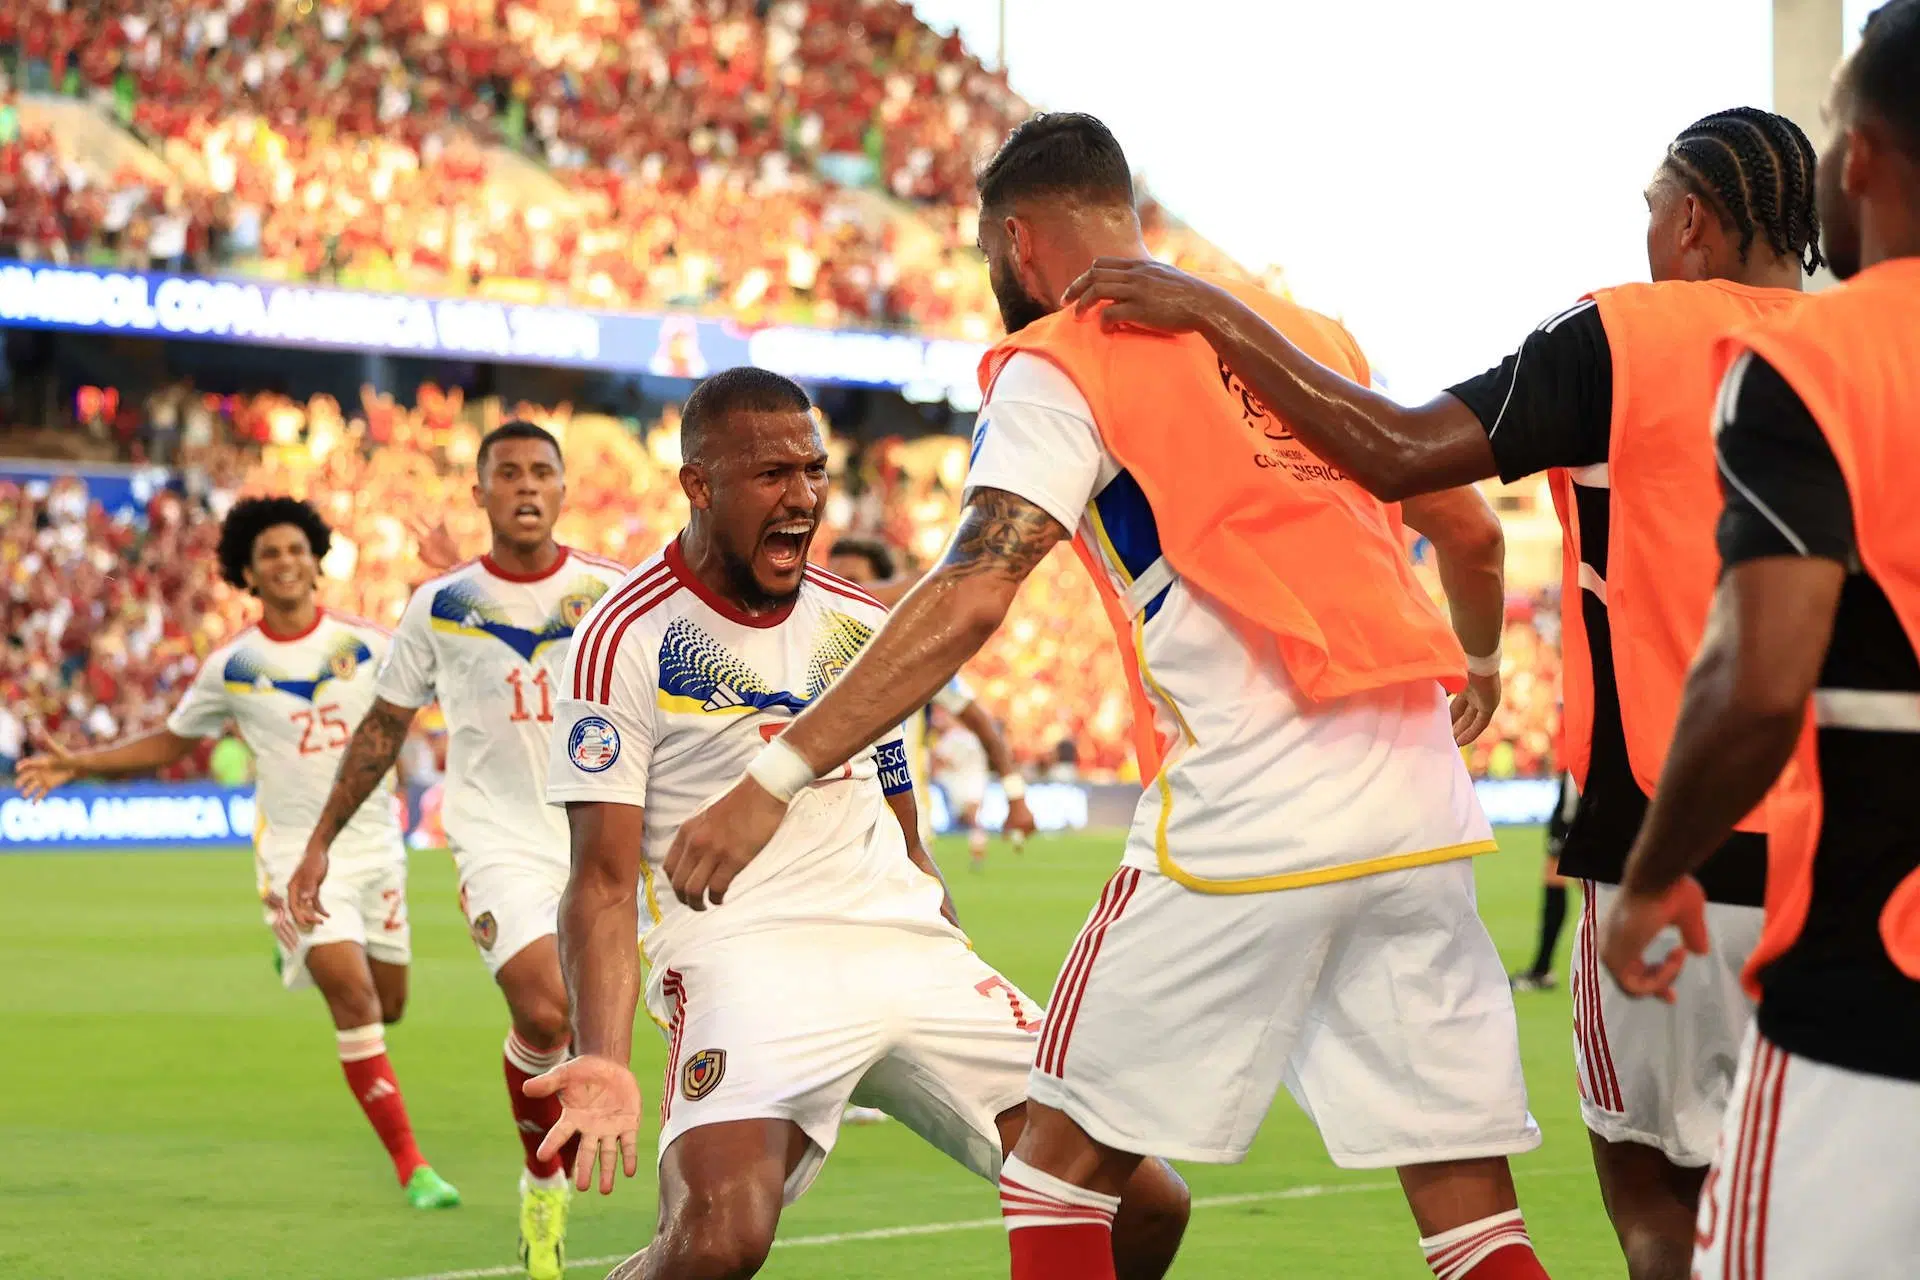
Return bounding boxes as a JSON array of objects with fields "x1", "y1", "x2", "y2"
[{"x1": 0, "y1": 1, "x2": 1248, "y2": 337}]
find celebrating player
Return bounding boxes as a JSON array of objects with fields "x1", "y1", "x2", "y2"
[
  {"x1": 15, "y1": 497, "x2": 460, "y2": 1210},
  {"x1": 661, "y1": 118, "x2": 1547, "y2": 1280},
  {"x1": 826, "y1": 536, "x2": 1037, "y2": 855},
  {"x1": 1062, "y1": 107, "x2": 1821, "y2": 1280},
  {"x1": 286, "y1": 422, "x2": 627, "y2": 1280},
  {"x1": 1604, "y1": 4, "x2": 1920, "y2": 1273},
  {"x1": 523, "y1": 367, "x2": 1188, "y2": 1279}
]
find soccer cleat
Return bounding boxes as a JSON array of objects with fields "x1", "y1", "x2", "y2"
[
  {"x1": 518, "y1": 1175, "x2": 570, "y2": 1280},
  {"x1": 1509, "y1": 970, "x2": 1558, "y2": 992},
  {"x1": 405, "y1": 1166, "x2": 462, "y2": 1209}
]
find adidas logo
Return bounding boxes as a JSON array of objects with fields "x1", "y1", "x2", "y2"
[
  {"x1": 464, "y1": 610, "x2": 488, "y2": 629},
  {"x1": 703, "y1": 684, "x2": 744, "y2": 713},
  {"x1": 361, "y1": 1079, "x2": 397, "y2": 1103},
  {"x1": 255, "y1": 675, "x2": 274, "y2": 691}
]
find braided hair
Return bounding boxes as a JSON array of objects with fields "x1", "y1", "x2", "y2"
[{"x1": 1663, "y1": 107, "x2": 1825, "y2": 273}]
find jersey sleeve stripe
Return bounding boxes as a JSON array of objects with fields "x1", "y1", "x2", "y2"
[
  {"x1": 804, "y1": 564, "x2": 888, "y2": 604},
  {"x1": 803, "y1": 568, "x2": 887, "y2": 611},
  {"x1": 326, "y1": 610, "x2": 395, "y2": 636},
  {"x1": 571, "y1": 550, "x2": 631, "y2": 571},
  {"x1": 572, "y1": 563, "x2": 672, "y2": 700},
  {"x1": 591, "y1": 582, "x2": 681, "y2": 704}
]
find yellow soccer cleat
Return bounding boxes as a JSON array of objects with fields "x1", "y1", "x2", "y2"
[{"x1": 517, "y1": 1174, "x2": 570, "y2": 1280}]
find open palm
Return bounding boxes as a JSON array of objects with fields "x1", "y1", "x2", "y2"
[{"x1": 523, "y1": 1054, "x2": 643, "y2": 1194}]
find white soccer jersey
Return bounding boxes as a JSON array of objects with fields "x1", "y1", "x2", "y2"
[
  {"x1": 377, "y1": 547, "x2": 627, "y2": 872},
  {"x1": 167, "y1": 609, "x2": 400, "y2": 866},
  {"x1": 903, "y1": 675, "x2": 974, "y2": 833},
  {"x1": 968, "y1": 353, "x2": 1492, "y2": 890},
  {"x1": 931, "y1": 721, "x2": 989, "y2": 781},
  {"x1": 546, "y1": 539, "x2": 954, "y2": 969}
]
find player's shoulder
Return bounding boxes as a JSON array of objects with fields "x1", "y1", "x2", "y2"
[
  {"x1": 801, "y1": 564, "x2": 890, "y2": 624},
  {"x1": 568, "y1": 547, "x2": 685, "y2": 698},
  {"x1": 199, "y1": 627, "x2": 256, "y2": 670},
  {"x1": 565, "y1": 546, "x2": 631, "y2": 582},
  {"x1": 321, "y1": 608, "x2": 394, "y2": 644},
  {"x1": 405, "y1": 557, "x2": 486, "y2": 605}
]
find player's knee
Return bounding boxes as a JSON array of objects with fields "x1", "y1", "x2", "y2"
[
  {"x1": 380, "y1": 991, "x2": 407, "y2": 1024},
  {"x1": 663, "y1": 1194, "x2": 777, "y2": 1280},
  {"x1": 1619, "y1": 1227, "x2": 1694, "y2": 1280},
  {"x1": 506, "y1": 990, "x2": 570, "y2": 1050},
  {"x1": 1116, "y1": 1158, "x2": 1190, "y2": 1266}
]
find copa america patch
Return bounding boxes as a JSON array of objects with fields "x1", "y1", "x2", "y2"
[{"x1": 568, "y1": 716, "x2": 621, "y2": 772}]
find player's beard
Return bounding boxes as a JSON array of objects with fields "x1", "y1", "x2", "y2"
[
  {"x1": 989, "y1": 256, "x2": 1054, "y2": 334},
  {"x1": 720, "y1": 540, "x2": 802, "y2": 612}
]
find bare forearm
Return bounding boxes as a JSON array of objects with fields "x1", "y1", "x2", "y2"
[
  {"x1": 1431, "y1": 529, "x2": 1505, "y2": 660},
  {"x1": 1199, "y1": 302, "x2": 1489, "y2": 500},
  {"x1": 959, "y1": 702, "x2": 1019, "y2": 778},
  {"x1": 66, "y1": 729, "x2": 196, "y2": 777},
  {"x1": 559, "y1": 871, "x2": 641, "y2": 1063},
  {"x1": 1621, "y1": 644, "x2": 1803, "y2": 895},
  {"x1": 311, "y1": 700, "x2": 411, "y2": 847},
  {"x1": 785, "y1": 490, "x2": 1057, "y2": 777}
]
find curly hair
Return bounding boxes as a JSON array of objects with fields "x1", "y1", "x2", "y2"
[{"x1": 216, "y1": 496, "x2": 332, "y2": 592}]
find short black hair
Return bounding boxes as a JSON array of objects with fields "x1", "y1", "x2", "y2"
[
  {"x1": 827, "y1": 537, "x2": 895, "y2": 581},
  {"x1": 976, "y1": 112, "x2": 1134, "y2": 214},
  {"x1": 217, "y1": 496, "x2": 331, "y2": 591},
  {"x1": 680, "y1": 366, "x2": 812, "y2": 463},
  {"x1": 1850, "y1": 1, "x2": 1920, "y2": 158},
  {"x1": 476, "y1": 419, "x2": 562, "y2": 474},
  {"x1": 1664, "y1": 107, "x2": 1825, "y2": 273}
]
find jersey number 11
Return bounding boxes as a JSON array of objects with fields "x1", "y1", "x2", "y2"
[{"x1": 506, "y1": 667, "x2": 554, "y2": 723}]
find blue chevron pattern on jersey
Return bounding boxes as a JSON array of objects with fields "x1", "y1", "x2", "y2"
[
  {"x1": 222, "y1": 631, "x2": 374, "y2": 703},
  {"x1": 427, "y1": 574, "x2": 611, "y2": 661}
]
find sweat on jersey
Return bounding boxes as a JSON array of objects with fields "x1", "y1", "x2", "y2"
[
  {"x1": 375, "y1": 547, "x2": 628, "y2": 871},
  {"x1": 544, "y1": 538, "x2": 949, "y2": 969}
]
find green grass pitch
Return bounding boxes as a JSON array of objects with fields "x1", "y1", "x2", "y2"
[{"x1": 0, "y1": 827, "x2": 1619, "y2": 1278}]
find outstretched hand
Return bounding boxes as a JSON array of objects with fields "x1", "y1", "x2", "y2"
[
  {"x1": 523, "y1": 1054, "x2": 643, "y2": 1195},
  {"x1": 13, "y1": 734, "x2": 79, "y2": 801},
  {"x1": 1061, "y1": 258, "x2": 1230, "y2": 335}
]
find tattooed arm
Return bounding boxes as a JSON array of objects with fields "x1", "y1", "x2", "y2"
[
  {"x1": 287, "y1": 697, "x2": 417, "y2": 926},
  {"x1": 661, "y1": 489, "x2": 1066, "y2": 910},
  {"x1": 781, "y1": 489, "x2": 1066, "y2": 777}
]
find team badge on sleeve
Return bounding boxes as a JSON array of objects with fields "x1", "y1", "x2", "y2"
[
  {"x1": 568, "y1": 717, "x2": 621, "y2": 772},
  {"x1": 682, "y1": 1049, "x2": 726, "y2": 1101}
]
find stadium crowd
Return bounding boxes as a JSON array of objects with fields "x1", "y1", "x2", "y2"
[
  {"x1": 0, "y1": 0, "x2": 1243, "y2": 339},
  {"x1": 1, "y1": 381, "x2": 1562, "y2": 785}
]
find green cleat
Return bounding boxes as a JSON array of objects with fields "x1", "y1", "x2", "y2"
[
  {"x1": 518, "y1": 1175, "x2": 571, "y2": 1280},
  {"x1": 405, "y1": 1166, "x2": 462, "y2": 1210}
]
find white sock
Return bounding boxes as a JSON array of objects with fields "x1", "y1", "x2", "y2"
[
  {"x1": 1420, "y1": 1209, "x2": 1531, "y2": 1280},
  {"x1": 998, "y1": 1154, "x2": 1120, "y2": 1232},
  {"x1": 337, "y1": 1023, "x2": 386, "y2": 1063},
  {"x1": 504, "y1": 1029, "x2": 569, "y2": 1075},
  {"x1": 522, "y1": 1167, "x2": 570, "y2": 1193}
]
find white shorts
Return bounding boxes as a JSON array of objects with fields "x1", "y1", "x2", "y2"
[
  {"x1": 1693, "y1": 1025, "x2": 1920, "y2": 1279},
  {"x1": 1572, "y1": 881, "x2": 1763, "y2": 1166},
  {"x1": 457, "y1": 857, "x2": 568, "y2": 975},
  {"x1": 941, "y1": 774, "x2": 988, "y2": 815},
  {"x1": 646, "y1": 924, "x2": 1042, "y2": 1204},
  {"x1": 262, "y1": 852, "x2": 409, "y2": 991},
  {"x1": 1028, "y1": 859, "x2": 1540, "y2": 1167}
]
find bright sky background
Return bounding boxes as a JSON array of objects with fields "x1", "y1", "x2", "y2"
[{"x1": 910, "y1": 0, "x2": 1869, "y2": 401}]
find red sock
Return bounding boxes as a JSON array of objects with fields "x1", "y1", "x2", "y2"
[
  {"x1": 337, "y1": 1025, "x2": 427, "y2": 1185},
  {"x1": 504, "y1": 1029, "x2": 578, "y2": 1180},
  {"x1": 1001, "y1": 1155, "x2": 1118, "y2": 1280},
  {"x1": 1421, "y1": 1210, "x2": 1550, "y2": 1279}
]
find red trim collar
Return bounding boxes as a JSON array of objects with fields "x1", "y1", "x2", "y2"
[
  {"x1": 260, "y1": 607, "x2": 325, "y2": 643},
  {"x1": 666, "y1": 536, "x2": 796, "y2": 629},
  {"x1": 482, "y1": 545, "x2": 571, "y2": 583}
]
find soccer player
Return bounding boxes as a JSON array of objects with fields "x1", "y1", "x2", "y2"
[
  {"x1": 14, "y1": 497, "x2": 459, "y2": 1209},
  {"x1": 1603, "y1": 5, "x2": 1920, "y2": 1273},
  {"x1": 1063, "y1": 107, "x2": 1821, "y2": 1280},
  {"x1": 285, "y1": 422, "x2": 627, "y2": 1280},
  {"x1": 827, "y1": 536, "x2": 1038, "y2": 852},
  {"x1": 1510, "y1": 772, "x2": 1576, "y2": 992},
  {"x1": 522, "y1": 367, "x2": 1190, "y2": 1280},
  {"x1": 661, "y1": 117, "x2": 1545, "y2": 1280}
]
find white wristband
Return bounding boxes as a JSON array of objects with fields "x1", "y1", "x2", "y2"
[
  {"x1": 1465, "y1": 645, "x2": 1503, "y2": 678},
  {"x1": 1000, "y1": 773, "x2": 1027, "y2": 802},
  {"x1": 747, "y1": 736, "x2": 817, "y2": 804}
]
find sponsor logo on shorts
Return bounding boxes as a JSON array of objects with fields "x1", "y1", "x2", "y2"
[
  {"x1": 682, "y1": 1048, "x2": 726, "y2": 1101},
  {"x1": 470, "y1": 910, "x2": 498, "y2": 951},
  {"x1": 568, "y1": 717, "x2": 621, "y2": 772}
]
